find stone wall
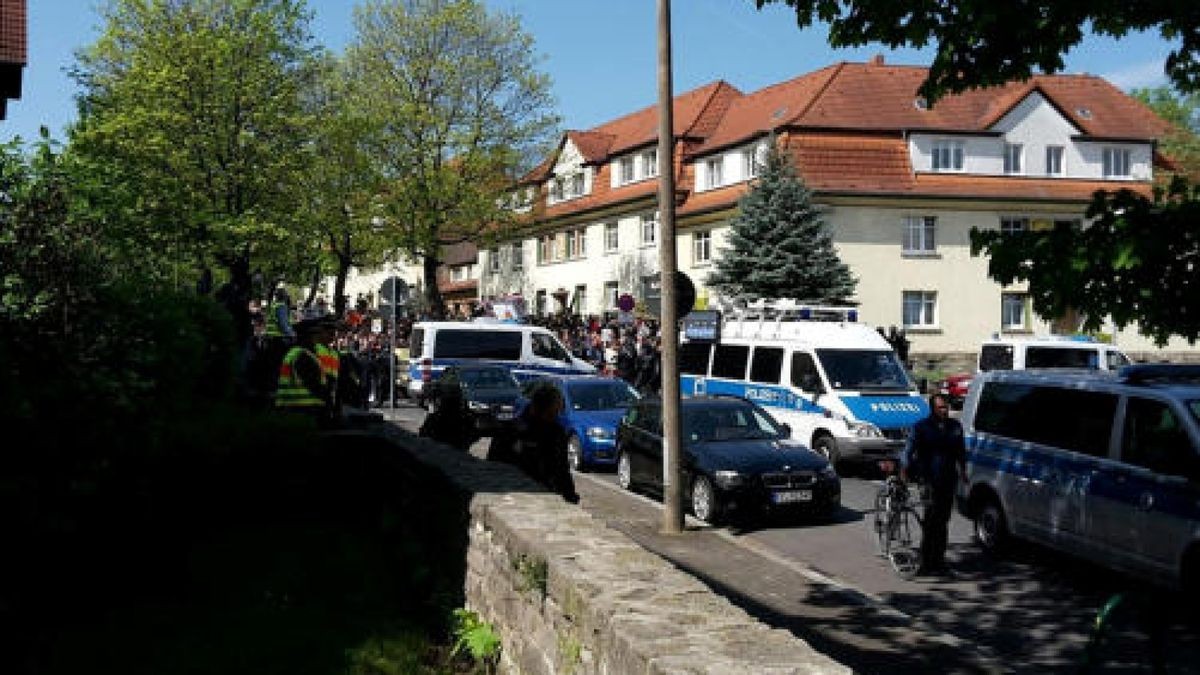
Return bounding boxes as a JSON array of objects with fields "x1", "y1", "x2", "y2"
[{"x1": 382, "y1": 428, "x2": 848, "y2": 675}]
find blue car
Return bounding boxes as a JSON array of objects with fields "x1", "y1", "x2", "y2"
[{"x1": 523, "y1": 375, "x2": 641, "y2": 472}]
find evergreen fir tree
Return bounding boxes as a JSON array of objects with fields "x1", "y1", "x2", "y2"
[{"x1": 707, "y1": 143, "x2": 857, "y2": 305}]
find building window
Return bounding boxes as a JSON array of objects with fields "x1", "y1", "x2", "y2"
[
  {"x1": 902, "y1": 216, "x2": 937, "y2": 254},
  {"x1": 604, "y1": 222, "x2": 619, "y2": 252},
  {"x1": 932, "y1": 140, "x2": 964, "y2": 171},
  {"x1": 641, "y1": 212, "x2": 658, "y2": 245},
  {"x1": 619, "y1": 156, "x2": 635, "y2": 184},
  {"x1": 1001, "y1": 292, "x2": 1028, "y2": 330},
  {"x1": 1103, "y1": 148, "x2": 1131, "y2": 177},
  {"x1": 605, "y1": 281, "x2": 619, "y2": 309},
  {"x1": 574, "y1": 285, "x2": 587, "y2": 316},
  {"x1": 488, "y1": 248, "x2": 500, "y2": 273},
  {"x1": 1045, "y1": 146, "x2": 1064, "y2": 175},
  {"x1": 693, "y1": 231, "x2": 712, "y2": 264},
  {"x1": 743, "y1": 144, "x2": 766, "y2": 179},
  {"x1": 511, "y1": 242, "x2": 523, "y2": 270},
  {"x1": 1000, "y1": 217, "x2": 1029, "y2": 235},
  {"x1": 643, "y1": 149, "x2": 658, "y2": 178},
  {"x1": 565, "y1": 230, "x2": 578, "y2": 259},
  {"x1": 705, "y1": 158, "x2": 723, "y2": 189},
  {"x1": 535, "y1": 289, "x2": 547, "y2": 316},
  {"x1": 902, "y1": 291, "x2": 938, "y2": 328},
  {"x1": 576, "y1": 228, "x2": 587, "y2": 258},
  {"x1": 1003, "y1": 143, "x2": 1023, "y2": 174}
]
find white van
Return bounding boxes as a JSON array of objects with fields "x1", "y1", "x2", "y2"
[
  {"x1": 679, "y1": 305, "x2": 927, "y2": 467},
  {"x1": 406, "y1": 321, "x2": 595, "y2": 398},
  {"x1": 978, "y1": 336, "x2": 1130, "y2": 372}
]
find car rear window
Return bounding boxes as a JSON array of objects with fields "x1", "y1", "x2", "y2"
[
  {"x1": 974, "y1": 381, "x2": 1117, "y2": 457},
  {"x1": 434, "y1": 329, "x2": 522, "y2": 360}
]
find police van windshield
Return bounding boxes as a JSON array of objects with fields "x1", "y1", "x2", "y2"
[{"x1": 816, "y1": 349, "x2": 914, "y2": 392}]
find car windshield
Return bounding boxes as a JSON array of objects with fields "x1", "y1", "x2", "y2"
[
  {"x1": 816, "y1": 349, "x2": 914, "y2": 392},
  {"x1": 459, "y1": 369, "x2": 516, "y2": 389},
  {"x1": 683, "y1": 404, "x2": 785, "y2": 442},
  {"x1": 566, "y1": 381, "x2": 639, "y2": 411}
]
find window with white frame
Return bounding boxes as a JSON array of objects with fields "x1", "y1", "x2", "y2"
[
  {"x1": 549, "y1": 178, "x2": 564, "y2": 202},
  {"x1": 511, "y1": 242, "x2": 523, "y2": 270},
  {"x1": 1045, "y1": 146, "x2": 1064, "y2": 175},
  {"x1": 604, "y1": 281, "x2": 619, "y2": 309},
  {"x1": 902, "y1": 216, "x2": 937, "y2": 254},
  {"x1": 574, "y1": 228, "x2": 587, "y2": 258},
  {"x1": 1000, "y1": 217, "x2": 1029, "y2": 235},
  {"x1": 641, "y1": 212, "x2": 658, "y2": 245},
  {"x1": 704, "y1": 158, "x2": 723, "y2": 189},
  {"x1": 488, "y1": 248, "x2": 500, "y2": 273},
  {"x1": 555, "y1": 232, "x2": 568, "y2": 261},
  {"x1": 536, "y1": 236, "x2": 548, "y2": 264},
  {"x1": 574, "y1": 285, "x2": 587, "y2": 315},
  {"x1": 565, "y1": 229, "x2": 579, "y2": 259},
  {"x1": 1001, "y1": 292, "x2": 1029, "y2": 330},
  {"x1": 604, "y1": 222, "x2": 619, "y2": 252},
  {"x1": 450, "y1": 265, "x2": 467, "y2": 282},
  {"x1": 619, "y1": 156, "x2": 635, "y2": 184},
  {"x1": 902, "y1": 291, "x2": 937, "y2": 328},
  {"x1": 1103, "y1": 147, "x2": 1131, "y2": 177},
  {"x1": 693, "y1": 231, "x2": 712, "y2": 264},
  {"x1": 743, "y1": 146, "x2": 761, "y2": 179},
  {"x1": 932, "y1": 140, "x2": 964, "y2": 171},
  {"x1": 1003, "y1": 143, "x2": 1023, "y2": 174},
  {"x1": 643, "y1": 148, "x2": 658, "y2": 178},
  {"x1": 550, "y1": 171, "x2": 586, "y2": 202}
]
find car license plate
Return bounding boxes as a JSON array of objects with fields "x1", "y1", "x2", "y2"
[
  {"x1": 772, "y1": 490, "x2": 812, "y2": 504},
  {"x1": 495, "y1": 411, "x2": 514, "y2": 421}
]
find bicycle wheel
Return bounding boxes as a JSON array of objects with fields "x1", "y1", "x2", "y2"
[
  {"x1": 872, "y1": 490, "x2": 891, "y2": 555},
  {"x1": 888, "y1": 507, "x2": 922, "y2": 579}
]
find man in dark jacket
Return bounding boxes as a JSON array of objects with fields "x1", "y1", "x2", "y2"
[
  {"x1": 901, "y1": 393, "x2": 967, "y2": 575},
  {"x1": 634, "y1": 340, "x2": 661, "y2": 395}
]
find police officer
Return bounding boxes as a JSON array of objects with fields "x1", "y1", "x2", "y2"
[
  {"x1": 901, "y1": 393, "x2": 967, "y2": 575},
  {"x1": 275, "y1": 319, "x2": 332, "y2": 424}
]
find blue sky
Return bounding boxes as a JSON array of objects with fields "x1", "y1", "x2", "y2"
[{"x1": 4, "y1": 0, "x2": 1181, "y2": 145}]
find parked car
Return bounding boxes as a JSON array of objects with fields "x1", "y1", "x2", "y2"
[
  {"x1": 616, "y1": 395, "x2": 841, "y2": 525},
  {"x1": 425, "y1": 364, "x2": 523, "y2": 434},
  {"x1": 523, "y1": 375, "x2": 641, "y2": 472},
  {"x1": 959, "y1": 364, "x2": 1200, "y2": 591}
]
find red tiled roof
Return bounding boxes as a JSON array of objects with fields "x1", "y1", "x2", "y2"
[
  {"x1": 0, "y1": 0, "x2": 25, "y2": 65},
  {"x1": 441, "y1": 241, "x2": 477, "y2": 266},
  {"x1": 567, "y1": 130, "x2": 615, "y2": 164},
  {"x1": 439, "y1": 279, "x2": 479, "y2": 295}
]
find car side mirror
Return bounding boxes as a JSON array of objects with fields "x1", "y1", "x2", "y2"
[{"x1": 780, "y1": 423, "x2": 792, "y2": 438}]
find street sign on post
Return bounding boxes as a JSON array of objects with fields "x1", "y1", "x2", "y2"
[{"x1": 382, "y1": 277, "x2": 409, "y2": 409}]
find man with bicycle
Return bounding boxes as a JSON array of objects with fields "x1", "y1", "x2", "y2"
[{"x1": 901, "y1": 393, "x2": 968, "y2": 576}]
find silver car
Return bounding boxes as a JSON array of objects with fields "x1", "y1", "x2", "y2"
[{"x1": 958, "y1": 365, "x2": 1200, "y2": 590}]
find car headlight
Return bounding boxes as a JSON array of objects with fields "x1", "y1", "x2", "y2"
[
  {"x1": 714, "y1": 470, "x2": 744, "y2": 488},
  {"x1": 467, "y1": 401, "x2": 489, "y2": 412},
  {"x1": 586, "y1": 426, "x2": 614, "y2": 440},
  {"x1": 847, "y1": 420, "x2": 883, "y2": 438}
]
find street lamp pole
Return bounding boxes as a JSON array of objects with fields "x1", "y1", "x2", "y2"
[
  {"x1": 657, "y1": 0, "x2": 684, "y2": 535},
  {"x1": 390, "y1": 267, "x2": 397, "y2": 409}
]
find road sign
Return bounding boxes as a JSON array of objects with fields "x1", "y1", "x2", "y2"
[{"x1": 617, "y1": 293, "x2": 635, "y2": 312}]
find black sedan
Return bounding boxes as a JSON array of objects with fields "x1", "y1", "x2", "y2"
[
  {"x1": 615, "y1": 396, "x2": 840, "y2": 525},
  {"x1": 425, "y1": 364, "x2": 522, "y2": 434}
]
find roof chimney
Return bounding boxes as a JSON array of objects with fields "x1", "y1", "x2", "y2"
[{"x1": 871, "y1": 54, "x2": 885, "y2": 66}]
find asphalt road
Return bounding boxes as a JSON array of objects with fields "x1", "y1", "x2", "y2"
[{"x1": 379, "y1": 402, "x2": 1198, "y2": 673}]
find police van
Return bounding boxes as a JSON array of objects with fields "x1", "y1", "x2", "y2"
[
  {"x1": 678, "y1": 303, "x2": 927, "y2": 467},
  {"x1": 978, "y1": 335, "x2": 1130, "y2": 372},
  {"x1": 406, "y1": 321, "x2": 595, "y2": 399},
  {"x1": 959, "y1": 365, "x2": 1200, "y2": 590}
]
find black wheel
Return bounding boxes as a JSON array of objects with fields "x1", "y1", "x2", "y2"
[
  {"x1": 872, "y1": 491, "x2": 891, "y2": 555},
  {"x1": 887, "y1": 508, "x2": 922, "y2": 578},
  {"x1": 974, "y1": 493, "x2": 1009, "y2": 554},
  {"x1": 567, "y1": 435, "x2": 586, "y2": 473},
  {"x1": 691, "y1": 475, "x2": 723, "y2": 525},
  {"x1": 813, "y1": 433, "x2": 840, "y2": 469},
  {"x1": 616, "y1": 452, "x2": 634, "y2": 491}
]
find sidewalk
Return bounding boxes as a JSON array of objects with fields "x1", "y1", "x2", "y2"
[{"x1": 373, "y1": 408, "x2": 1000, "y2": 674}]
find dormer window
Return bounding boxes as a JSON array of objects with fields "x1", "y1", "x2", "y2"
[
  {"x1": 643, "y1": 148, "x2": 658, "y2": 178},
  {"x1": 932, "y1": 140, "x2": 964, "y2": 171},
  {"x1": 1102, "y1": 148, "x2": 1131, "y2": 178},
  {"x1": 613, "y1": 149, "x2": 660, "y2": 187},
  {"x1": 743, "y1": 141, "x2": 769, "y2": 179},
  {"x1": 704, "y1": 158, "x2": 724, "y2": 190},
  {"x1": 619, "y1": 156, "x2": 635, "y2": 184},
  {"x1": 550, "y1": 171, "x2": 587, "y2": 203},
  {"x1": 1003, "y1": 143, "x2": 1023, "y2": 174}
]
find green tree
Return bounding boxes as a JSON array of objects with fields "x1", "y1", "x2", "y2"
[
  {"x1": 70, "y1": 0, "x2": 321, "y2": 330},
  {"x1": 753, "y1": 0, "x2": 1200, "y2": 345},
  {"x1": 707, "y1": 144, "x2": 857, "y2": 304},
  {"x1": 1132, "y1": 86, "x2": 1200, "y2": 180},
  {"x1": 345, "y1": 0, "x2": 559, "y2": 317}
]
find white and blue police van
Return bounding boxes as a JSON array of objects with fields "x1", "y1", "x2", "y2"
[
  {"x1": 678, "y1": 303, "x2": 927, "y2": 468},
  {"x1": 406, "y1": 320, "x2": 595, "y2": 399}
]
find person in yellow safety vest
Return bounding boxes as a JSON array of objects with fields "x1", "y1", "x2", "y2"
[
  {"x1": 314, "y1": 331, "x2": 341, "y2": 409},
  {"x1": 275, "y1": 318, "x2": 334, "y2": 421}
]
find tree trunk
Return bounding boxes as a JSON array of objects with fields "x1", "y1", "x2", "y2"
[
  {"x1": 303, "y1": 263, "x2": 321, "y2": 308},
  {"x1": 423, "y1": 253, "x2": 445, "y2": 319},
  {"x1": 334, "y1": 255, "x2": 351, "y2": 318}
]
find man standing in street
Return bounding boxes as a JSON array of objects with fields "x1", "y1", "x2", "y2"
[{"x1": 901, "y1": 393, "x2": 967, "y2": 576}]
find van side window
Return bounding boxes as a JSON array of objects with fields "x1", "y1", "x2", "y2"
[
  {"x1": 1026, "y1": 346, "x2": 1098, "y2": 369},
  {"x1": 711, "y1": 344, "x2": 750, "y2": 380},
  {"x1": 749, "y1": 347, "x2": 784, "y2": 384},
  {"x1": 531, "y1": 333, "x2": 570, "y2": 362},
  {"x1": 791, "y1": 352, "x2": 822, "y2": 393},
  {"x1": 434, "y1": 329, "x2": 522, "y2": 359},
  {"x1": 409, "y1": 329, "x2": 424, "y2": 358},
  {"x1": 979, "y1": 345, "x2": 1013, "y2": 371},
  {"x1": 975, "y1": 382, "x2": 1117, "y2": 457},
  {"x1": 1122, "y1": 397, "x2": 1196, "y2": 478},
  {"x1": 1107, "y1": 350, "x2": 1130, "y2": 369},
  {"x1": 679, "y1": 342, "x2": 712, "y2": 376}
]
